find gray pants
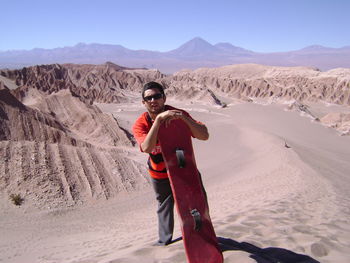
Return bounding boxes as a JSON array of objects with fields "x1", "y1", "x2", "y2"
[
  {"x1": 151, "y1": 177, "x2": 174, "y2": 245},
  {"x1": 150, "y1": 173, "x2": 208, "y2": 245}
]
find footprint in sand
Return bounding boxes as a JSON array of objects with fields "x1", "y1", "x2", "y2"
[
  {"x1": 165, "y1": 251, "x2": 187, "y2": 263},
  {"x1": 311, "y1": 242, "x2": 329, "y2": 257},
  {"x1": 241, "y1": 221, "x2": 260, "y2": 228},
  {"x1": 131, "y1": 247, "x2": 154, "y2": 256},
  {"x1": 226, "y1": 224, "x2": 249, "y2": 234},
  {"x1": 107, "y1": 258, "x2": 133, "y2": 263},
  {"x1": 225, "y1": 214, "x2": 241, "y2": 222},
  {"x1": 292, "y1": 225, "x2": 313, "y2": 234}
]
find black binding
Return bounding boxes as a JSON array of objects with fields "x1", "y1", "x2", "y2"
[
  {"x1": 176, "y1": 148, "x2": 186, "y2": 168},
  {"x1": 190, "y1": 209, "x2": 202, "y2": 231}
]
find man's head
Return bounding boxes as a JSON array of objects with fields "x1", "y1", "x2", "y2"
[
  {"x1": 142, "y1": 82, "x2": 165, "y2": 100},
  {"x1": 142, "y1": 82, "x2": 166, "y2": 117}
]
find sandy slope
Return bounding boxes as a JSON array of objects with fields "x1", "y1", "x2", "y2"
[{"x1": 1, "y1": 100, "x2": 350, "y2": 263}]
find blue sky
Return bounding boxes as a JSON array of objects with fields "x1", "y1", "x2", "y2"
[{"x1": 1, "y1": 0, "x2": 349, "y2": 52}]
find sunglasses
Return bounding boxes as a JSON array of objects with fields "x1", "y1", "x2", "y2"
[{"x1": 144, "y1": 93, "x2": 163, "y2": 102}]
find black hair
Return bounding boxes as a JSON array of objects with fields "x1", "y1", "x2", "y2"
[{"x1": 142, "y1": 82, "x2": 165, "y2": 99}]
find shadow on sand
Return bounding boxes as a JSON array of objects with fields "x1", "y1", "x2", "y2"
[{"x1": 218, "y1": 237, "x2": 320, "y2": 263}]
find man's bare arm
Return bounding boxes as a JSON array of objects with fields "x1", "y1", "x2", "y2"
[
  {"x1": 180, "y1": 114, "x2": 209, "y2": 140},
  {"x1": 141, "y1": 118, "x2": 162, "y2": 153}
]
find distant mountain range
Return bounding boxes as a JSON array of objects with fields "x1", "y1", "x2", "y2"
[{"x1": 1, "y1": 37, "x2": 350, "y2": 73}]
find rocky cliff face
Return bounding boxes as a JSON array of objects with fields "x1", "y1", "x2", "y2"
[
  {"x1": 0, "y1": 64, "x2": 153, "y2": 209},
  {"x1": 161, "y1": 64, "x2": 350, "y2": 134},
  {"x1": 1, "y1": 62, "x2": 349, "y2": 209},
  {"x1": 2, "y1": 63, "x2": 349, "y2": 107},
  {"x1": 320, "y1": 112, "x2": 350, "y2": 136},
  {"x1": 164, "y1": 64, "x2": 350, "y2": 106},
  {"x1": 1, "y1": 62, "x2": 165, "y2": 104}
]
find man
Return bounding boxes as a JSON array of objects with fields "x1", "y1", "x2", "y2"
[{"x1": 132, "y1": 81, "x2": 209, "y2": 246}]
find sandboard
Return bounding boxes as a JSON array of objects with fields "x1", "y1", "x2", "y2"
[{"x1": 158, "y1": 119, "x2": 223, "y2": 263}]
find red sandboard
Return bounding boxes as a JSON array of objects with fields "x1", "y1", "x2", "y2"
[{"x1": 158, "y1": 119, "x2": 223, "y2": 263}]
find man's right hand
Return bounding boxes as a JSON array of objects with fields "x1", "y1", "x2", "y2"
[{"x1": 156, "y1": 110, "x2": 183, "y2": 127}]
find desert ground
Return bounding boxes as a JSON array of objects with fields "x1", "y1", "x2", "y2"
[{"x1": 1, "y1": 96, "x2": 350, "y2": 263}]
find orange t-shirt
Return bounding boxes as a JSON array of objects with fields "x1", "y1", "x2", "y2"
[{"x1": 132, "y1": 105, "x2": 196, "y2": 179}]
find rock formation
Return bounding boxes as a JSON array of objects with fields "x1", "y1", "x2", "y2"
[
  {"x1": 320, "y1": 113, "x2": 350, "y2": 135},
  {"x1": 1, "y1": 62, "x2": 349, "y2": 209},
  {"x1": 0, "y1": 64, "x2": 154, "y2": 209},
  {"x1": 164, "y1": 64, "x2": 350, "y2": 106},
  {"x1": 1, "y1": 62, "x2": 165, "y2": 104}
]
